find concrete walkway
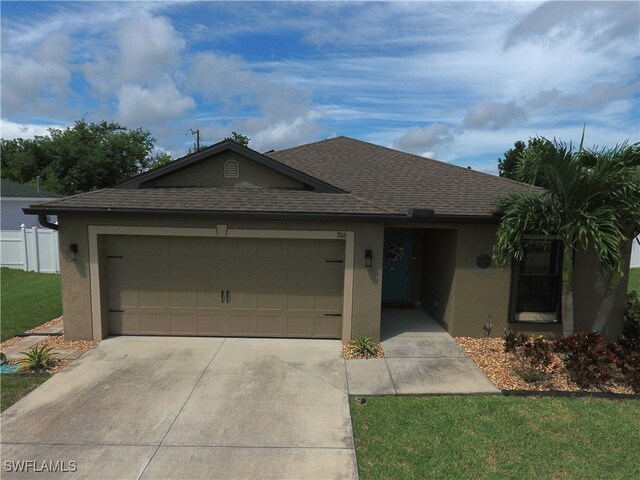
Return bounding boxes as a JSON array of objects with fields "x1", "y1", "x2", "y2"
[
  {"x1": 1, "y1": 336, "x2": 357, "y2": 479},
  {"x1": 2, "y1": 322, "x2": 86, "y2": 362},
  {"x1": 346, "y1": 308, "x2": 499, "y2": 395}
]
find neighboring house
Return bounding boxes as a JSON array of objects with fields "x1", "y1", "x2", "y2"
[
  {"x1": 25, "y1": 137, "x2": 630, "y2": 342},
  {"x1": 1, "y1": 178, "x2": 60, "y2": 229},
  {"x1": 631, "y1": 236, "x2": 640, "y2": 268}
]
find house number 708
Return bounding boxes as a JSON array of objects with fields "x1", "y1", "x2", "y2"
[{"x1": 336, "y1": 232, "x2": 347, "y2": 239}]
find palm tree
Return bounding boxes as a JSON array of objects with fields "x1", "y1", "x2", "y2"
[{"x1": 493, "y1": 137, "x2": 640, "y2": 336}]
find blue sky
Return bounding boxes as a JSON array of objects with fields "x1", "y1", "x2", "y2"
[{"x1": 1, "y1": 1, "x2": 639, "y2": 173}]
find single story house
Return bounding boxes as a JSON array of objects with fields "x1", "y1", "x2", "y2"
[
  {"x1": 25, "y1": 137, "x2": 629, "y2": 342},
  {"x1": 2, "y1": 178, "x2": 60, "y2": 229}
]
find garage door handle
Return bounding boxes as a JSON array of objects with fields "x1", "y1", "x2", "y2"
[
  {"x1": 226, "y1": 290, "x2": 230, "y2": 303},
  {"x1": 325, "y1": 313, "x2": 342, "y2": 317},
  {"x1": 326, "y1": 260, "x2": 343, "y2": 263},
  {"x1": 221, "y1": 290, "x2": 225, "y2": 303},
  {"x1": 109, "y1": 309, "x2": 124, "y2": 313}
]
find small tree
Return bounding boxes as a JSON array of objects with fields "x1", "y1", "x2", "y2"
[
  {"x1": 498, "y1": 138, "x2": 553, "y2": 180},
  {"x1": 493, "y1": 137, "x2": 640, "y2": 336},
  {"x1": 1, "y1": 120, "x2": 169, "y2": 195},
  {"x1": 225, "y1": 131, "x2": 250, "y2": 147}
]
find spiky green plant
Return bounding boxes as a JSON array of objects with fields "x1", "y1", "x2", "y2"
[
  {"x1": 346, "y1": 335, "x2": 378, "y2": 357},
  {"x1": 18, "y1": 345, "x2": 56, "y2": 372}
]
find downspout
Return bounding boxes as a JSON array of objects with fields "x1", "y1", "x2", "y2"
[{"x1": 39, "y1": 213, "x2": 58, "y2": 231}]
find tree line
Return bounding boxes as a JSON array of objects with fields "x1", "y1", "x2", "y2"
[{"x1": 0, "y1": 121, "x2": 172, "y2": 196}]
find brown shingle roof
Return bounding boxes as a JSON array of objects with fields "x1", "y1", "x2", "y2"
[
  {"x1": 28, "y1": 136, "x2": 540, "y2": 220},
  {"x1": 31, "y1": 187, "x2": 391, "y2": 216},
  {"x1": 269, "y1": 136, "x2": 540, "y2": 217}
]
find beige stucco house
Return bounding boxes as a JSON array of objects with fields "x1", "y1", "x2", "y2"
[{"x1": 26, "y1": 137, "x2": 629, "y2": 342}]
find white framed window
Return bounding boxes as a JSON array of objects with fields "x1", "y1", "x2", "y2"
[{"x1": 224, "y1": 159, "x2": 239, "y2": 178}]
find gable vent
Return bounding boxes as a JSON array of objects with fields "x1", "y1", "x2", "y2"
[{"x1": 224, "y1": 159, "x2": 240, "y2": 179}]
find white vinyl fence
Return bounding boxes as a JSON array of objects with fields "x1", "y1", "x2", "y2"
[
  {"x1": 631, "y1": 237, "x2": 640, "y2": 269},
  {"x1": 0, "y1": 226, "x2": 60, "y2": 273}
]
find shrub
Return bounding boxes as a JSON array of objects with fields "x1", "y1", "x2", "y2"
[
  {"x1": 504, "y1": 333, "x2": 556, "y2": 383},
  {"x1": 346, "y1": 335, "x2": 378, "y2": 358},
  {"x1": 18, "y1": 345, "x2": 56, "y2": 372},
  {"x1": 613, "y1": 336, "x2": 640, "y2": 392},
  {"x1": 623, "y1": 291, "x2": 640, "y2": 340},
  {"x1": 553, "y1": 331, "x2": 619, "y2": 388}
]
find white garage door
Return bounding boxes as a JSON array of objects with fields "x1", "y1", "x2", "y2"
[{"x1": 106, "y1": 235, "x2": 344, "y2": 338}]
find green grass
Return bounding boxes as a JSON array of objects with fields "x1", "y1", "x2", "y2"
[
  {"x1": 0, "y1": 374, "x2": 50, "y2": 411},
  {"x1": 0, "y1": 268, "x2": 62, "y2": 342},
  {"x1": 350, "y1": 396, "x2": 640, "y2": 480},
  {"x1": 629, "y1": 268, "x2": 639, "y2": 294}
]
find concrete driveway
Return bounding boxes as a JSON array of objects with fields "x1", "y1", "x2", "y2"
[{"x1": 1, "y1": 337, "x2": 357, "y2": 479}]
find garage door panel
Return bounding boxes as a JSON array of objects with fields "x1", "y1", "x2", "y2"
[
  {"x1": 108, "y1": 259, "x2": 139, "y2": 308},
  {"x1": 257, "y1": 316, "x2": 286, "y2": 336},
  {"x1": 139, "y1": 313, "x2": 171, "y2": 334},
  {"x1": 229, "y1": 315, "x2": 258, "y2": 335},
  {"x1": 138, "y1": 262, "x2": 169, "y2": 308},
  {"x1": 257, "y1": 239, "x2": 287, "y2": 258},
  {"x1": 170, "y1": 261, "x2": 199, "y2": 308},
  {"x1": 106, "y1": 236, "x2": 344, "y2": 338},
  {"x1": 108, "y1": 236, "x2": 139, "y2": 257},
  {"x1": 109, "y1": 312, "x2": 140, "y2": 334},
  {"x1": 314, "y1": 317, "x2": 341, "y2": 338},
  {"x1": 288, "y1": 240, "x2": 314, "y2": 259},
  {"x1": 170, "y1": 314, "x2": 198, "y2": 334},
  {"x1": 139, "y1": 237, "x2": 168, "y2": 257},
  {"x1": 316, "y1": 240, "x2": 344, "y2": 260},
  {"x1": 315, "y1": 264, "x2": 344, "y2": 312},
  {"x1": 229, "y1": 238, "x2": 257, "y2": 258},
  {"x1": 287, "y1": 263, "x2": 314, "y2": 311},
  {"x1": 287, "y1": 316, "x2": 314, "y2": 336},
  {"x1": 197, "y1": 315, "x2": 229, "y2": 335},
  {"x1": 227, "y1": 259, "x2": 257, "y2": 287}
]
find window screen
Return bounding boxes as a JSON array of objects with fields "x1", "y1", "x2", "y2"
[{"x1": 515, "y1": 240, "x2": 561, "y2": 315}]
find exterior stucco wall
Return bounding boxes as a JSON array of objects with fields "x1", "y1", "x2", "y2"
[
  {"x1": 573, "y1": 246, "x2": 630, "y2": 341},
  {"x1": 57, "y1": 213, "x2": 384, "y2": 342},
  {"x1": 450, "y1": 224, "x2": 512, "y2": 337},
  {"x1": 57, "y1": 212, "x2": 629, "y2": 343},
  {"x1": 420, "y1": 228, "x2": 457, "y2": 331},
  {"x1": 395, "y1": 222, "x2": 628, "y2": 340},
  {"x1": 151, "y1": 151, "x2": 304, "y2": 189}
]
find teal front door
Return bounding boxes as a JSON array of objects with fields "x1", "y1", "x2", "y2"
[{"x1": 382, "y1": 229, "x2": 412, "y2": 302}]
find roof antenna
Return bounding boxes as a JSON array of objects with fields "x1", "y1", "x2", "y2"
[{"x1": 189, "y1": 129, "x2": 200, "y2": 151}]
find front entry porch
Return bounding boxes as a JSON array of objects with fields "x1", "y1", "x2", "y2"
[{"x1": 345, "y1": 308, "x2": 499, "y2": 395}]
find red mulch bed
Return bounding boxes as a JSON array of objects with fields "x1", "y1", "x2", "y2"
[{"x1": 455, "y1": 336, "x2": 634, "y2": 394}]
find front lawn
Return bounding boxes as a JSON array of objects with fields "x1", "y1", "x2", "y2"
[
  {"x1": 0, "y1": 268, "x2": 62, "y2": 341},
  {"x1": 350, "y1": 396, "x2": 640, "y2": 480},
  {"x1": 0, "y1": 374, "x2": 50, "y2": 412},
  {"x1": 629, "y1": 268, "x2": 639, "y2": 294}
]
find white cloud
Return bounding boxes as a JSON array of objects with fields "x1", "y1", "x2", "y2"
[
  {"x1": 189, "y1": 53, "x2": 255, "y2": 101},
  {"x1": 117, "y1": 80, "x2": 195, "y2": 126},
  {"x1": 83, "y1": 11, "x2": 186, "y2": 95},
  {"x1": 0, "y1": 53, "x2": 71, "y2": 117},
  {"x1": 248, "y1": 111, "x2": 324, "y2": 152},
  {"x1": 392, "y1": 124, "x2": 453, "y2": 156},
  {"x1": 505, "y1": 1, "x2": 639, "y2": 49},
  {"x1": 187, "y1": 51, "x2": 324, "y2": 151},
  {"x1": 116, "y1": 12, "x2": 185, "y2": 85},
  {"x1": 0, "y1": 119, "x2": 67, "y2": 140},
  {"x1": 463, "y1": 101, "x2": 527, "y2": 130}
]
